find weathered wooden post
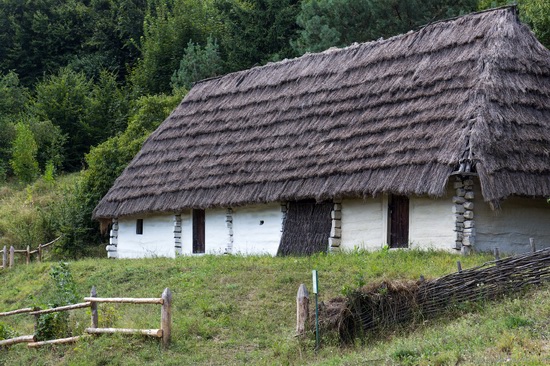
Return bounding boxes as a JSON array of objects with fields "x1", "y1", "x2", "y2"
[
  {"x1": 38, "y1": 243, "x2": 42, "y2": 262},
  {"x1": 530, "y1": 238, "x2": 536, "y2": 253},
  {"x1": 457, "y1": 261, "x2": 462, "y2": 273},
  {"x1": 160, "y1": 288, "x2": 172, "y2": 348},
  {"x1": 26, "y1": 245, "x2": 30, "y2": 265},
  {"x1": 2, "y1": 246, "x2": 6, "y2": 269},
  {"x1": 494, "y1": 247, "x2": 500, "y2": 261},
  {"x1": 9, "y1": 246, "x2": 14, "y2": 268},
  {"x1": 91, "y1": 286, "x2": 98, "y2": 328},
  {"x1": 296, "y1": 284, "x2": 309, "y2": 337}
]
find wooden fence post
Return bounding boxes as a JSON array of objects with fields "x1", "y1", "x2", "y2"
[
  {"x1": 530, "y1": 238, "x2": 536, "y2": 253},
  {"x1": 38, "y1": 243, "x2": 42, "y2": 262},
  {"x1": 2, "y1": 246, "x2": 6, "y2": 269},
  {"x1": 26, "y1": 245, "x2": 30, "y2": 265},
  {"x1": 457, "y1": 261, "x2": 462, "y2": 273},
  {"x1": 494, "y1": 247, "x2": 500, "y2": 261},
  {"x1": 296, "y1": 284, "x2": 309, "y2": 337},
  {"x1": 9, "y1": 246, "x2": 14, "y2": 268},
  {"x1": 91, "y1": 286, "x2": 98, "y2": 328},
  {"x1": 161, "y1": 288, "x2": 172, "y2": 348}
]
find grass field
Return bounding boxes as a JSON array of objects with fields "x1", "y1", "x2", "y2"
[{"x1": 1, "y1": 250, "x2": 549, "y2": 365}]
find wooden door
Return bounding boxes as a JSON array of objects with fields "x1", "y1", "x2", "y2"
[
  {"x1": 193, "y1": 209, "x2": 205, "y2": 253},
  {"x1": 389, "y1": 195, "x2": 409, "y2": 248}
]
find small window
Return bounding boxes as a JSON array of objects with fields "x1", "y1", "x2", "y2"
[{"x1": 136, "y1": 219, "x2": 143, "y2": 235}]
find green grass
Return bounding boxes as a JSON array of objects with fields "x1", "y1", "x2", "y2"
[{"x1": 1, "y1": 250, "x2": 549, "y2": 365}]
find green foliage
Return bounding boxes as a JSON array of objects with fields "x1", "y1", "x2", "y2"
[
  {"x1": 0, "y1": 71, "x2": 29, "y2": 115},
  {"x1": 0, "y1": 322, "x2": 16, "y2": 341},
  {"x1": 130, "y1": 0, "x2": 222, "y2": 95},
  {"x1": 0, "y1": 0, "x2": 146, "y2": 86},
  {"x1": 33, "y1": 68, "x2": 128, "y2": 172},
  {"x1": 24, "y1": 115, "x2": 66, "y2": 173},
  {"x1": 521, "y1": 0, "x2": 550, "y2": 48},
  {"x1": 0, "y1": 0, "x2": 93, "y2": 86},
  {"x1": 171, "y1": 36, "x2": 223, "y2": 90},
  {"x1": 215, "y1": 0, "x2": 301, "y2": 71},
  {"x1": 10, "y1": 122, "x2": 40, "y2": 184},
  {"x1": 43, "y1": 161, "x2": 56, "y2": 184},
  {"x1": 293, "y1": 0, "x2": 478, "y2": 54},
  {"x1": 504, "y1": 315, "x2": 533, "y2": 329},
  {"x1": 35, "y1": 312, "x2": 70, "y2": 342},
  {"x1": 49, "y1": 262, "x2": 80, "y2": 305},
  {"x1": 0, "y1": 174, "x2": 78, "y2": 251},
  {"x1": 0, "y1": 72, "x2": 28, "y2": 175},
  {"x1": 35, "y1": 262, "x2": 79, "y2": 341},
  {"x1": 85, "y1": 70, "x2": 130, "y2": 142},
  {"x1": 33, "y1": 68, "x2": 94, "y2": 171}
]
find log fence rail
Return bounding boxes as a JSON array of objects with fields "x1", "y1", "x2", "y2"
[
  {"x1": 0, "y1": 286, "x2": 171, "y2": 348},
  {"x1": 0, "y1": 236, "x2": 61, "y2": 270}
]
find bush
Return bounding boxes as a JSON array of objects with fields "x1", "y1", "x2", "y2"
[
  {"x1": 35, "y1": 262, "x2": 79, "y2": 341},
  {"x1": 10, "y1": 122, "x2": 39, "y2": 184}
]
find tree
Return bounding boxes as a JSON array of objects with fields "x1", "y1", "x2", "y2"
[
  {"x1": 33, "y1": 68, "x2": 93, "y2": 171},
  {"x1": 215, "y1": 0, "x2": 301, "y2": 72},
  {"x1": 0, "y1": 71, "x2": 28, "y2": 177},
  {"x1": 171, "y1": 37, "x2": 223, "y2": 90},
  {"x1": 10, "y1": 122, "x2": 40, "y2": 184},
  {"x1": 0, "y1": 0, "x2": 94, "y2": 86},
  {"x1": 33, "y1": 68, "x2": 128, "y2": 172},
  {"x1": 130, "y1": 0, "x2": 222, "y2": 95},
  {"x1": 85, "y1": 70, "x2": 130, "y2": 142},
  {"x1": 293, "y1": 0, "x2": 478, "y2": 54}
]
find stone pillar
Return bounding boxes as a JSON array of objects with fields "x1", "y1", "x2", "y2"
[
  {"x1": 107, "y1": 218, "x2": 118, "y2": 258},
  {"x1": 329, "y1": 199, "x2": 342, "y2": 252},
  {"x1": 174, "y1": 214, "x2": 182, "y2": 255},
  {"x1": 225, "y1": 208, "x2": 233, "y2": 254},
  {"x1": 452, "y1": 177, "x2": 475, "y2": 254}
]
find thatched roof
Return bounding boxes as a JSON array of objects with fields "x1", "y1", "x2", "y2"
[{"x1": 94, "y1": 6, "x2": 550, "y2": 220}]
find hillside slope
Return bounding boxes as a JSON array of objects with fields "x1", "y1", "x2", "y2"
[{"x1": 0, "y1": 251, "x2": 549, "y2": 365}]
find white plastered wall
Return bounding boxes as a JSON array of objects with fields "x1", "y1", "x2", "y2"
[
  {"x1": 117, "y1": 215, "x2": 176, "y2": 258},
  {"x1": 232, "y1": 203, "x2": 283, "y2": 255},
  {"x1": 409, "y1": 189, "x2": 455, "y2": 250},
  {"x1": 179, "y1": 210, "x2": 193, "y2": 255},
  {"x1": 340, "y1": 196, "x2": 385, "y2": 250},
  {"x1": 474, "y1": 184, "x2": 550, "y2": 253},
  {"x1": 340, "y1": 183, "x2": 455, "y2": 251},
  {"x1": 178, "y1": 209, "x2": 227, "y2": 254},
  {"x1": 204, "y1": 208, "x2": 229, "y2": 254}
]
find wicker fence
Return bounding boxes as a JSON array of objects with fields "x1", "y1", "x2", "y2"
[{"x1": 319, "y1": 246, "x2": 550, "y2": 342}]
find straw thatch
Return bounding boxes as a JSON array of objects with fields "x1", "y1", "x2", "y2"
[
  {"x1": 93, "y1": 6, "x2": 550, "y2": 220},
  {"x1": 278, "y1": 201, "x2": 332, "y2": 256}
]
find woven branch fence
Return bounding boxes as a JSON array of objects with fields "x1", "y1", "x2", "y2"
[{"x1": 320, "y1": 247, "x2": 550, "y2": 342}]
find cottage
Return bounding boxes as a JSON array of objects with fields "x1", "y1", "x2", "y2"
[{"x1": 93, "y1": 6, "x2": 550, "y2": 258}]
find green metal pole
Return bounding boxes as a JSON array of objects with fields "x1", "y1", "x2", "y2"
[{"x1": 312, "y1": 270, "x2": 320, "y2": 351}]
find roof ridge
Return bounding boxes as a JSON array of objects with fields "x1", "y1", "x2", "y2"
[{"x1": 192, "y1": 6, "x2": 518, "y2": 88}]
